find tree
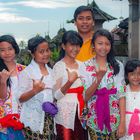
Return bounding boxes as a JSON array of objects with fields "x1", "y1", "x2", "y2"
[{"x1": 19, "y1": 40, "x2": 27, "y2": 49}]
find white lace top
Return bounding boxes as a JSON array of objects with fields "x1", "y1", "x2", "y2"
[
  {"x1": 10, "y1": 76, "x2": 20, "y2": 113},
  {"x1": 120, "y1": 85, "x2": 140, "y2": 140},
  {"x1": 0, "y1": 63, "x2": 25, "y2": 134},
  {"x1": 53, "y1": 60, "x2": 83, "y2": 130},
  {"x1": 17, "y1": 60, "x2": 54, "y2": 133}
]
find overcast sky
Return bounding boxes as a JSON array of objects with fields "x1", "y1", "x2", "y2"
[{"x1": 0, "y1": 0, "x2": 129, "y2": 42}]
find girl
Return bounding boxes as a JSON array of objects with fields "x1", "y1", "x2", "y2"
[
  {"x1": 53, "y1": 30, "x2": 88, "y2": 140},
  {"x1": 80, "y1": 29, "x2": 126, "y2": 139},
  {"x1": 17, "y1": 36, "x2": 55, "y2": 140},
  {"x1": 0, "y1": 35, "x2": 25, "y2": 140},
  {"x1": 120, "y1": 59, "x2": 140, "y2": 140}
]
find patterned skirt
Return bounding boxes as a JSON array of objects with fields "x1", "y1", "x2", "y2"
[
  {"x1": 23, "y1": 113, "x2": 55, "y2": 140},
  {"x1": 56, "y1": 111, "x2": 88, "y2": 140},
  {"x1": 88, "y1": 126, "x2": 119, "y2": 140}
]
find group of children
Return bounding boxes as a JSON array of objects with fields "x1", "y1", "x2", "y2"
[{"x1": 0, "y1": 8, "x2": 140, "y2": 140}]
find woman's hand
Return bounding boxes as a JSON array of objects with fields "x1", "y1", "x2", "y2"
[
  {"x1": 66, "y1": 68, "x2": 78, "y2": 83},
  {"x1": 0, "y1": 69, "x2": 11, "y2": 83},
  {"x1": 32, "y1": 76, "x2": 45, "y2": 94},
  {"x1": 95, "y1": 65, "x2": 107, "y2": 83},
  {"x1": 59, "y1": 69, "x2": 78, "y2": 95}
]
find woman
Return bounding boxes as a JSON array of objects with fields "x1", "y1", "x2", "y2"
[
  {"x1": 0, "y1": 35, "x2": 25, "y2": 140},
  {"x1": 17, "y1": 36, "x2": 55, "y2": 140},
  {"x1": 80, "y1": 29, "x2": 126, "y2": 139},
  {"x1": 53, "y1": 30, "x2": 88, "y2": 140}
]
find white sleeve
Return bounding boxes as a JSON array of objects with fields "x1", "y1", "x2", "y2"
[
  {"x1": 115, "y1": 61, "x2": 126, "y2": 98},
  {"x1": 52, "y1": 62, "x2": 65, "y2": 100},
  {"x1": 16, "y1": 69, "x2": 33, "y2": 100}
]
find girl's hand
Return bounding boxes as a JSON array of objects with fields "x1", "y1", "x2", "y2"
[
  {"x1": 96, "y1": 66, "x2": 107, "y2": 82},
  {"x1": 32, "y1": 76, "x2": 45, "y2": 94},
  {"x1": 66, "y1": 68, "x2": 78, "y2": 83},
  {"x1": 117, "y1": 121, "x2": 125, "y2": 138},
  {"x1": 0, "y1": 69, "x2": 13, "y2": 83}
]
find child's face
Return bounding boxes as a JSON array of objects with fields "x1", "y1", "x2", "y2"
[
  {"x1": 33, "y1": 42, "x2": 51, "y2": 65},
  {"x1": 128, "y1": 67, "x2": 140, "y2": 86},
  {"x1": 74, "y1": 11, "x2": 94, "y2": 34},
  {"x1": 94, "y1": 35, "x2": 111, "y2": 58},
  {"x1": 0, "y1": 41, "x2": 16, "y2": 62},
  {"x1": 63, "y1": 42, "x2": 81, "y2": 59}
]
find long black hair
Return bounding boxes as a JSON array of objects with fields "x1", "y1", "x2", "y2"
[
  {"x1": 125, "y1": 59, "x2": 140, "y2": 85},
  {"x1": 0, "y1": 35, "x2": 19, "y2": 87},
  {"x1": 58, "y1": 30, "x2": 83, "y2": 61},
  {"x1": 92, "y1": 29, "x2": 120, "y2": 75}
]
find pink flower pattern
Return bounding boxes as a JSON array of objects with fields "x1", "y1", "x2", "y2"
[
  {"x1": 110, "y1": 115, "x2": 117, "y2": 124},
  {"x1": 112, "y1": 100, "x2": 119, "y2": 108},
  {"x1": 82, "y1": 58, "x2": 125, "y2": 134},
  {"x1": 86, "y1": 66, "x2": 95, "y2": 72}
]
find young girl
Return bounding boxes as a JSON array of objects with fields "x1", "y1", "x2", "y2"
[
  {"x1": 80, "y1": 29, "x2": 126, "y2": 139},
  {"x1": 120, "y1": 59, "x2": 140, "y2": 140},
  {"x1": 0, "y1": 35, "x2": 25, "y2": 139},
  {"x1": 17, "y1": 36, "x2": 55, "y2": 140},
  {"x1": 53, "y1": 30, "x2": 88, "y2": 140}
]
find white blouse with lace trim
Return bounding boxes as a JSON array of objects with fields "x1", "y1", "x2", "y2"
[
  {"x1": 53, "y1": 60, "x2": 83, "y2": 130},
  {"x1": 120, "y1": 85, "x2": 140, "y2": 140},
  {"x1": 17, "y1": 60, "x2": 54, "y2": 134}
]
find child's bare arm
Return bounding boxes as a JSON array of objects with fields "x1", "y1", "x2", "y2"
[
  {"x1": 0, "y1": 69, "x2": 11, "y2": 99},
  {"x1": 85, "y1": 66, "x2": 107, "y2": 102},
  {"x1": 117, "y1": 96, "x2": 126, "y2": 138}
]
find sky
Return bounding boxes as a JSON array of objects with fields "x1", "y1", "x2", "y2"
[{"x1": 0, "y1": 0, "x2": 129, "y2": 42}]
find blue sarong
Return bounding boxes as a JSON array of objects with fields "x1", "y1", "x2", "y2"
[{"x1": 0, "y1": 128, "x2": 25, "y2": 140}]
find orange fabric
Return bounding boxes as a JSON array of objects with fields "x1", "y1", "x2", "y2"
[
  {"x1": 76, "y1": 39, "x2": 96, "y2": 62},
  {"x1": 66, "y1": 86, "x2": 84, "y2": 116}
]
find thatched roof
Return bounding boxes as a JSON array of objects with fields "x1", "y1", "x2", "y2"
[
  {"x1": 89, "y1": 0, "x2": 117, "y2": 21},
  {"x1": 67, "y1": 0, "x2": 117, "y2": 23}
]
